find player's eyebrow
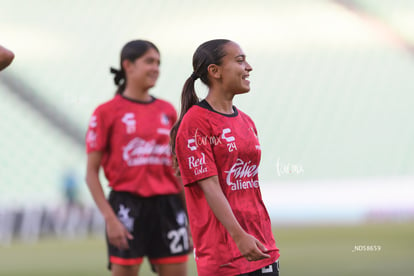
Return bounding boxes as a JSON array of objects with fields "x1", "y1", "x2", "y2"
[{"x1": 234, "y1": 54, "x2": 246, "y2": 59}]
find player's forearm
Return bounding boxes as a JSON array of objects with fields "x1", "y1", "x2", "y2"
[
  {"x1": 85, "y1": 172, "x2": 117, "y2": 222},
  {"x1": 198, "y1": 176, "x2": 246, "y2": 240},
  {"x1": 176, "y1": 176, "x2": 188, "y2": 211}
]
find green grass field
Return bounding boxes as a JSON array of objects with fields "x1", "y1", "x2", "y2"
[{"x1": 1, "y1": 222, "x2": 413, "y2": 276}]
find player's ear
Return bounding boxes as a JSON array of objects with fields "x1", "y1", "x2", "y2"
[
  {"x1": 122, "y1": 59, "x2": 134, "y2": 73},
  {"x1": 207, "y1": 64, "x2": 222, "y2": 79}
]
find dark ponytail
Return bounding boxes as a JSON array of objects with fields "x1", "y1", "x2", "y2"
[
  {"x1": 110, "y1": 67, "x2": 126, "y2": 95},
  {"x1": 111, "y1": 40, "x2": 159, "y2": 95},
  {"x1": 170, "y1": 39, "x2": 231, "y2": 174}
]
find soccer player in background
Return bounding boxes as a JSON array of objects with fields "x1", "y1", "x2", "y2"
[
  {"x1": 85, "y1": 40, "x2": 190, "y2": 276},
  {"x1": 170, "y1": 39, "x2": 280, "y2": 276},
  {"x1": 0, "y1": 44, "x2": 14, "y2": 71}
]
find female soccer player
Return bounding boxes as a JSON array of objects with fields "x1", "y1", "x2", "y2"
[
  {"x1": 85, "y1": 40, "x2": 190, "y2": 276},
  {"x1": 0, "y1": 44, "x2": 14, "y2": 71},
  {"x1": 170, "y1": 39, "x2": 280, "y2": 276}
]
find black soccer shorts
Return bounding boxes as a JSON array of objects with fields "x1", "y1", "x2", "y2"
[
  {"x1": 106, "y1": 190, "x2": 190, "y2": 268},
  {"x1": 238, "y1": 260, "x2": 280, "y2": 276}
]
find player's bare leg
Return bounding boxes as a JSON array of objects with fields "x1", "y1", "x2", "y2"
[
  {"x1": 156, "y1": 263, "x2": 187, "y2": 276},
  {"x1": 111, "y1": 263, "x2": 140, "y2": 276}
]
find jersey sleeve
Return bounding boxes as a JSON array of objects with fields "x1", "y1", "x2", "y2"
[
  {"x1": 175, "y1": 111, "x2": 218, "y2": 186},
  {"x1": 85, "y1": 106, "x2": 110, "y2": 153}
]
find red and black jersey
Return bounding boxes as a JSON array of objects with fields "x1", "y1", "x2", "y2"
[
  {"x1": 175, "y1": 100, "x2": 280, "y2": 276},
  {"x1": 86, "y1": 95, "x2": 181, "y2": 197}
]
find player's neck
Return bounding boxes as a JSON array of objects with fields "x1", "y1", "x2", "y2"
[
  {"x1": 205, "y1": 91, "x2": 234, "y2": 115},
  {"x1": 123, "y1": 86, "x2": 152, "y2": 102}
]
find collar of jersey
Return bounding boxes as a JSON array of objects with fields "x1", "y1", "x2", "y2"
[
  {"x1": 120, "y1": 94, "x2": 156, "y2": 104},
  {"x1": 197, "y1": 99, "x2": 238, "y2": 117}
]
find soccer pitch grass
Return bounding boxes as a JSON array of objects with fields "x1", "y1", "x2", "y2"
[{"x1": 1, "y1": 222, "x2": 413, "y2": 276}]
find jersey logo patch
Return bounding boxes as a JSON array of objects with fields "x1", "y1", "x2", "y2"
[
  {"x1": 118, "y1": 204, "x2": 134, "y2": 232},
  {"x1": 187, "y1": 138, "x2": 197, "y2": 151},
  {"x1": 86, "y1": 130, "x2": 97, "y2": 146},
  {"x1": 89, "y1": 115, "x2": 97, "y2": 128},
  {"x1": 262, "y1": 264, "x2": 273, "y2": 273},
  {"x1": 222, "y1": 128, "x2": 237, "y2": 152},
  {"x1": 176, "y1": 211, "x2": 187, "y2": 226},
  {"x1": 121, "y1": 113, "x2": 136, "y2": 134},
  {"x1": 161, "y1": 113, "x2": 170, "y2": 125},
  {"x1": 221, "y1": 128, "x2": 235, "y2": 142}
]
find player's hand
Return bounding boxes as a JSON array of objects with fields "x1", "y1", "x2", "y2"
[
  {"x1": 106, "y1": 217, "x2": 134, "y2": 250},
  {"x1": 234, "y1": 232, "x2": 270, "y2": 262}
]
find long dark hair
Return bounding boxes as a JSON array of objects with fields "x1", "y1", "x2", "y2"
[
  {"x1": 170, "y1": 39, "x2": 231, "y2": 169},
  {"x1": 110, "y1": 40, "x2": 159, "y2": 95}
]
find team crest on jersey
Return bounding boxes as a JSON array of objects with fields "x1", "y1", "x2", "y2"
[
  {"x1": 248, "y1": 127, "x2": 261, "y2": 150},
  {"x1": 121, "y1": 113, "x2": 136, "y2": 134},
  {"x1": 117, "y1": 204, "x2": 134, "y2": 232},
  {"x1": 160, "y1": 113, "x2": 170, "y2": 125}
]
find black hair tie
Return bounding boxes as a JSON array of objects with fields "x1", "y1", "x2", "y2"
[
  {"x1": 110, "y1": 67, "x2": 125, "y2": 86},
  {"x1": 190, "y1": 72, "x2": 199, "y2": 81}
]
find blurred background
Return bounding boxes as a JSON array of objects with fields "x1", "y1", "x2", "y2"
[{"x1": 1, "y1": 0, "x2": 413, "y2": 275}]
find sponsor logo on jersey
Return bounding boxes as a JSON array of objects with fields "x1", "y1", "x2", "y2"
[
  {"x1": 89, "y1": 115, "x2": 97, "y2": 128},
  {"x1": 188, "y1": 153, "x2": 207, "y2": 175},
  {"x1": 221, "y1": 128, "x2": 235, "y2": 142},
  {"x1": 123, "y1": 137, "x2": 171, "y2": 166},
  {"x1": 186, "y1": 128, "x2": 241, "y2": 153},
  {"x1": 121, "y1": 113, "x2": 136, "y2": 134},
  {"x1": 157, "y1": 128, "x2": 170, "y2": 135},
  {"x1": 87, "y1": 115, "x2": 97, "y2": 147},
  {"x1": 225, "y1": 159, "x2": 259, "y2": 191},
  {"x1": 187, "y1": 129, "x2": 222, "y2": 151},
  {"x1": 86, "y1": 130, "x2": 97, "y2": 146}
]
